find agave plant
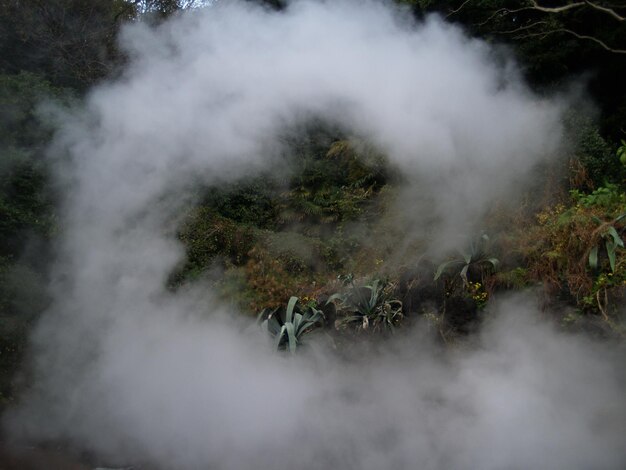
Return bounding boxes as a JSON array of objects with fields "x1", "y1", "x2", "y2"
[
  {"x1": 327, "y1": 278, "x2": 403, "y2": 333},
  {"x1": 258, "y1": 296, "x2": 324, "y2": 353},
  {"x1": 434, "y1": 233, "x2": 499, "y2": 287},
  {"x1": 589, "y1": 214, "x2": 625, "y2": 273}
]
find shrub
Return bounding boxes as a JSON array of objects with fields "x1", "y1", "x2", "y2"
[
  {"x1": 570, "y1": 183, "x2": 625, "y2": 213},
  {"x1": 173, "y1": 208, "x2": 257, "y2": 283},
  {"x1": 244, "y1": 247, "x2": 323, "y2": 311},
  {"x1": 520, "y1": 198, "x2": 626, "y2": 309},
  {"x1": 565, "y1": 112, "x2": 621, "y2": 189}
]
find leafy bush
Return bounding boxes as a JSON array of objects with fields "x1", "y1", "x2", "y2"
[
  {"x1": 0, "y1": 72, "x2": 70, "y2": 147},
  {"x1": 280, "y1": 137, "x2": 387, "y2": 225},
  {"x1": 243, "y1": 247, "x2": 324, "y2": 311},
  {"x1": 173, "y1": 207, "x2": 257, "y2": 283},
  {"x1": 173, "y1": 123, "x2": 393, "y2": 309},
  {"x1": 570, "y1": 183, "x2": 626, "y2": 212},
  {"x1": 201, "y1": 178, "x2": 279, "y2": 229},
  {"x1": 565, "y1": 113, "x2": 621, "y2": 189},
  {"x1": 0, "y1": 72, "x2": 64, "y2": 258},
  {"x1": 492, "y1": 267, "x2": 530, "y2": 290},
  {"x1": 520, "y1": 199, "x2": 626, "y2": 310},
  {"x1": 0, "y1": 73, "x2": 66, "y2": 404}
]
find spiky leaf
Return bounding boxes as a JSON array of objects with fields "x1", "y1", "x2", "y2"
[
  {"x1": 275, "y1": 325, "x2": 287, "y2": 350},
  {"x1": 285, "y1": 322, "x2": 297, "y2": 353},
  {"x1": 460, "y1": 264, "x2": 469, "y2": 284},
  {"x1": 589, "y1": 245, "x2": 599, "y2": 269},
  {"x1": 606, "y1": 240, "x2": 617, "y2": 272},
  {"x1": 486, "y1": 258, "x2": 500, "y2": 271},
  {"x1": 434, "y1": 260, "x2": 462, "y2": 280},
  {"x1": 606, "y1": 226, "x2": 624, "y2": 247},
  {"x1": 286, "y1": 296, "x2": 298, "y2": 323}
]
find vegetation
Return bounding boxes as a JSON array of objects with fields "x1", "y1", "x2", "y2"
[
  {"x1": 327, "y1": 276, "x2": 404, "y2": 334},
  {"x1": 258, "y1": 296, "x2": 325, "y2": 353},
  {"x1": 434, "y1": 233, "x2": 499, "y2": 287},
  {"x1": 168, "y1": 127, "x2": 390, "y2": 311},
  {"x1": 0, "y1": 71, "x2": 67, "y2": 404},
  {"x1": 0, "y1": 0, "x2": 625, "y2": 412},
  {"x1": 402, "y1": 1, "x2": 626, "y2": 140}
]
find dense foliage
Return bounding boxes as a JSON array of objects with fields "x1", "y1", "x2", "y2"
[
  {"x1": 0, "y1": 0, "x2": 625, "y2": 408},
  {"x1": 0, "y1": 0, "x2": 199, "y2": 406},
  {"x1": 0, "y1": 71, "x2": 70, "y2": 404}
]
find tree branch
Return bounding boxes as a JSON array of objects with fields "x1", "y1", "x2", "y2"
[
  {"x1": 448, "y1": 1, "x2": 626, "y2": 55},
  {"x1": 475, "y1": 7, "x2": 535, "y2": 27},
  {"x1": 493, "y1": 21, "x2": 549, "y2": 36},
  {"x1": 584, "y1": 1, "x2": 625, "y2": 21},
  {"x1": 451, "y1": 1, "x2": 625, "y2": 22},
  {"x1": 531, "y1": 1, "x2": 625, "y2": 22},
  {"x1": 527, "y1": 27, "x2": 626, "y2": 54},
  {"x1": 529, "y1": 1, "x2": 585, "y2": 14},
  {"x1": 446, "y1": 0, "x2": 473, "y2": 18}
]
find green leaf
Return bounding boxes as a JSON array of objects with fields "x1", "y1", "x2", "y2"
[
  {"x1": 369, "y1": 279, "x2": 380, "y2": 308},
  {"x1": 293, "y1": 312, "x2": 303, "y2": 332},
  {"x1": 257, "y1": 307, "x2": 278, "y2": 325},
  {"x1": 304, "y1": 308, "x2": 323, "y2": 326},
  {"x1": 286, "y1": 296, "x2": 298, "y2": 323},
  {"x1": 606, "y1": 240, "x2": 617, "y2": 272},
  {"x1": 285, "y1": 322, "x2": 297, "y2": 353},
  {"x1": 337, "y1": 315, "x2": 364, "y2": 328},
  {"x1": 297, "y1": 320, "x2": 312, "y2": 335},
  {"x1": 606, "y1": 226, "x2": 624, "y2": 247},
  {"x1": 461, "y1": 249, "x2": 472, "y2": 265},
  {"x1": 614, "y1": 213, "x2": 626, "y2": 224},
  {"x1": 263, "y1": 315, "x2": 282, "y2": 336},
  {"x1": 589, "y1": 245, "x2": 599, "y2": 269},
  {"x1": 460, "y1": 264, "x2": 469, "y2": 284},
  {"x1": 326, "y1": 292, "x2": 344, "y2": 304},
  {"x1": 486, "y1": 258, "x2": 500, "y2": 271},
  {"x1": 434, "y1": 260, "x2": 461, "y2": 280},
  {"x1": 298, "y1": 314, "x2": 322, "y2": 335},
  {"x1": 617, "y1": 140, "x2": 626, "y2": 159},
  {"x1": 275, "y1": 325, "x2": 287, "y2": 350}
]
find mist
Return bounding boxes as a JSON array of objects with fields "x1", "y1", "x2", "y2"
[{"x1": 3, "y1": 0, "x2": 625, "y2": 468}]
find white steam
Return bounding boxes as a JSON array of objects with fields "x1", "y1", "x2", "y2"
[{"x1": 4, "y1": 1, "x2": 625, "y2": 469}]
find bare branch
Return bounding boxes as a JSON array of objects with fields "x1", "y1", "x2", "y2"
[
  {"x1": 584, "y1": 1, "x2": 625, "y2": 21},
  {"x1": 475, "y1": 7, "x2": 536, "y2": 27},
  {"x1": 493, "y1": 20, "x2": 550, "y2": 36},
  {"x1": 531, "y1": 1, "x2": 625, "y2": 21},
  {"x1": 448, "y1": 1, "x2": 626, "y2": 54},
  {"x1": 451, "y1": 0, "x2": 625, "y2": 22},
  {"x1": 529, "y1": 1, "x2": 585, "y2": 14},
  {"x1": 446, "y1": 0, "x2": 472, "y2": 18},
  {"x1": 527, "y1": 27, "x2": 626, "y2": 54}
]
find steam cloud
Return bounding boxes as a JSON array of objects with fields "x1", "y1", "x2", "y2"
[{"x1": 4, "y1": 1, "x2": 625, "y2": 469}]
